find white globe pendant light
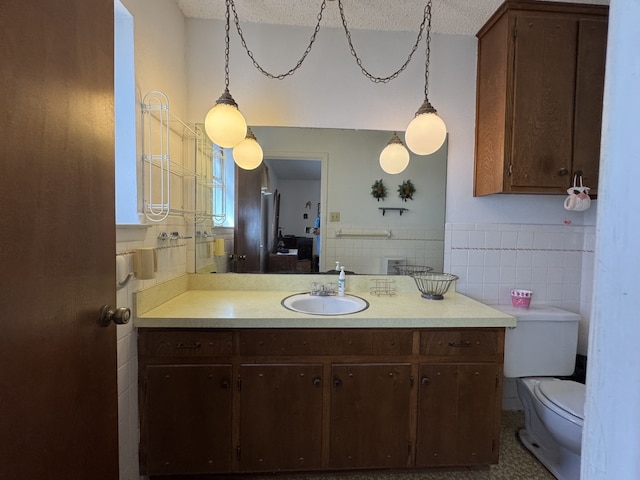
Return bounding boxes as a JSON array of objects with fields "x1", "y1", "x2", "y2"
[
  {"x1": 405, "y1": 0, "x2": 447, "y2": 156},
  {"x1": 379, "y1": 132, "x2": 410, "y2": 174},
  {"x1": 405, "y1": 101, "x2": 447, "y2": 155},
  {"x1": 233, "y1": 127, "x2": 263, "y2": 170},
  {"x1": 203, "y1": 0, "x2": 247, "y2": 148},
  {"x1": 204, "y1": 90, "x2": 247, "y2": 148}
]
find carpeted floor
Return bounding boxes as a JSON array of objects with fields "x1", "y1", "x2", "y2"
[{"x1": 242, "y1": 411, "x2": 554, "y2": 480}]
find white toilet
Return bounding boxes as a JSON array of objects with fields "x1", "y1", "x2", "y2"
[{"x1": 494, "y1": 304, "x2": 585, "y2": 480}]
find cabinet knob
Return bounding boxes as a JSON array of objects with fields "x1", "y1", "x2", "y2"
[
  {"x1": 421, "y1": 377, "x2": 431, "y2": 386},
  {"x1": 221, "y1": 379, "x2": 231, "y2": 389},
  {"x1": 558, "y1": 168, "x2": 569, "y2": 176},
  {"x1": 313, "y1": 377, "x2": 322, "y2": 388},
  {"x1": 333, "y1": 378, "x2": 343, "y2": 388}
]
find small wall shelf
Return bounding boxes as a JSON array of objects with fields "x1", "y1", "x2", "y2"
[{"x1": 379, "y1": 207, "x2": 409, "y2": 216}]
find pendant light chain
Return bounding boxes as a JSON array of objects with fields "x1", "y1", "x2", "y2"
[
  {"x1": 423, "y1": 0, "x2": 433, "y2": 100},
  {"x1": 230, "y1": 0, "x2": 328, "y2": 80},
  {"x1": 337, "y1": 0, "x2": 429, "y2": 84},
  {"x1": 223, "y1": 0, "x2": 231, "y2": 91},
  {"x1": 228, "y1": 0, "x2": 431, "y2": 84}
]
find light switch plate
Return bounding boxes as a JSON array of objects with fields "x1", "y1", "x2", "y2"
[{"x1": 329, "y1": 212, "x2": 340, "y2": 222}]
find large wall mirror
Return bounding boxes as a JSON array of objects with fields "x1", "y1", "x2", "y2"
[{"x1": 195, "y1": 126, "x2": 447, "y2": 275}]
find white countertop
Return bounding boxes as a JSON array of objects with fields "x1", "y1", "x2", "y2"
[{"x1": 134, "y1": 287, "x2": 516, "y2": 329}]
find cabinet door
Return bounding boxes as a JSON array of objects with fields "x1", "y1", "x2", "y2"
[
  {"x1": 573, "y1": 18, "x2": 608, "y2": 194},
  {"x1": 510, "y1": 15, "x2": 578, "y2": 191},
  {"x1": 239, "y1": 364, "x2": 324, "y2": 472},
  {"x1": 330, "y1": 363, "x2": 413, "y2": 469},
  {"x1": 144, "y1": 364, "x2": 233, "y2": 475},
  {"x1": 416, "y1": 363, "x2": 500, "y2": 466}
]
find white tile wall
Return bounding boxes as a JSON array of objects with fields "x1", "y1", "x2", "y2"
[
  {"x1": 116, "y1": 217, "x2": 189, "y2": 480},
  {"x1": 324, "y1": 224, "x2": 445, "y2": 274},
  {"x1": 444, "y1": 222, "x2": 594, "y2": 312},
  {"x1": 444, "y1": 222, "x2": 596, "y2": 411}
]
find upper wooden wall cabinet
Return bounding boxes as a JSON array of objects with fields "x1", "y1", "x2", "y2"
[{"x1": 473, "y1": 0, "x2": 608, "y2": 196}]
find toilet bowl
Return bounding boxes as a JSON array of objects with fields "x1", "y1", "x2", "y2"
[
  {"x1": 517, "y1": 377, "x2": 585, "y2": 480},
  {"x1": 491, "y1": 304, "x2": 584, "y2": 480}
]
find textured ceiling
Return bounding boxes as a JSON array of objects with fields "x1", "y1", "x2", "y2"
[{"x1": 176, "y1": 0, "x2": 608, "y2": 35}]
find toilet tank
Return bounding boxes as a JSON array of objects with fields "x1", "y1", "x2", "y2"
[{"x1": 492, "y1": 305, "x2": 581, "y2": 378}]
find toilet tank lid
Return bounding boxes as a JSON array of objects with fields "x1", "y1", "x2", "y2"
[{"x1": 490, "y1": 304, "x2": 581, "y2": 322}]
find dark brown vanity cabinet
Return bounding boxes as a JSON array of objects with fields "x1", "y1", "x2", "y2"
[
  {"x1": 138, "y1": 331, "x2": 234, "y2": 476},
  {"x1": 143, "y1": 364, "x2": 233, "y2": 475},
  {"x1": 238, "y1": 363, "x2": 324, "y2": 472},
  {"x1": 329, "y1": 363, "x2": 413, "y2": 469},
  {"x1": 416, "y1": 329, "x2": 503, "y2": 467},
  {"x1": 138, "y1": 327, "x2": 504, "y2": 476},
  {"x1": 474, "y1": 0, "x2": 608, "y2": 196}
]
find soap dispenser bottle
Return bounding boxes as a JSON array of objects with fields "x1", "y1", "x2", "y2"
[{"x1": 338, "y1": 266, "x2": 346, "y2": 296}]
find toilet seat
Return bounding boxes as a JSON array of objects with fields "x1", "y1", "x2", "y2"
[{"x1": 534, "y1": 380, "x2": 585, "y2": 427}]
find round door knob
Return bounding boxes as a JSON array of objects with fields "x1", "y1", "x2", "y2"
[{"x1": 98, "y1": 305, "x2": 131, "y2": 327}]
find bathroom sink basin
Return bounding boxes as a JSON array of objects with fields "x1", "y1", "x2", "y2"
[{"x1": 282, "y1": 293, "x2": 369, "y2": 316}]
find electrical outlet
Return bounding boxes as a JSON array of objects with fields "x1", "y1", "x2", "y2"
[{"x1": 329, "y1": 211, "x2": 340, "y2": 222}]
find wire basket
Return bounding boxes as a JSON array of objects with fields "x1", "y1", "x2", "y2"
[
  {"x1": 411, "y1": 273, "x2": 459, "y2": 300},
  {"x1": 393, "y1": 265, "x2": 434, "y2": 275},
  {"x1": 370, "y1": 279, "x2": 396, "y2": 297}
]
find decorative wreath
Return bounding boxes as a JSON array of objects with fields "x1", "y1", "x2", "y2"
[
  {"x1": 371, "y1": 179, "x2": 387, "y2": 201},
  {"x1": 397, "y1": 180, "x2": 416, "y2": 201}
]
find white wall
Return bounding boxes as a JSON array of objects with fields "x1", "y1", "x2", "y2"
[
  {"x1": 116, "y1": 1, "x2": 190, "y2": 479},
  {"x1": 582, "y1": 0, "x2": 640, "y2": 476},
  {"x1": 275, "y1": 178, "x2": 320, "y2": 238}
]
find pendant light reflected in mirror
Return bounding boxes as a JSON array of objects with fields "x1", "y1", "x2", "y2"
[
  {"x1": 379, "y1": 132, "x2": 410, "y2": 174},
  {"x1": 233, "y1": 127, "x2": 263, "y2": 170}
]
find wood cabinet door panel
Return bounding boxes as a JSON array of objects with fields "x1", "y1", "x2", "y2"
[
  {"x1": 474, "y1": 12, "x2": 510, "y2": 196},
  {"x1": 239, "y1": 364, "x2": 324, "y2": 472},
  {"x1": 417, "y1": 364, "x2": 499, "y2": 466},
  {"x1": 144, "y1": 364, "x2": 233, "y2": 475},
  {"x1": 416, "y1": 364, "x2": 459, "y2": 466},
  {"x1": 573, "y1": 18, "x2": 608, "y2": 194},
  {"x1": 456, "y1": 364, "x2": 500, "y2": 464},
  {"x1": 330, "y1": 364, "x2": 413, "y2": 469},
  {"x1": 511, "y1": 15, "x2": 578, "y2": 190}
]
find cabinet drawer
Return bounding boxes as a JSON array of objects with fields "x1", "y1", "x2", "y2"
[
  {"x1": 240, "y1": 329, "x2": 412, "y2": 356},
  {"x1": 420, "y1": 329, "x2": 502, "y2": 361},
  {"x1": 139, "y1": 329, "x2": 233, "y2": 358}
]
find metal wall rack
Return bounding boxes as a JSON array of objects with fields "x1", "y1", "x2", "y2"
[{"x1": 141, "y1": 92, "x2": 225, "y2": 224}]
